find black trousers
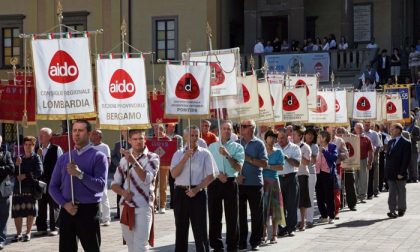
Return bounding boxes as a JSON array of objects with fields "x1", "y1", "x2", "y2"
[
  {"x1": 279, "y1": 173, "x2": 299, "y2": 233},
  {"x1": 341, "y1": 171, "x2": 357, "y2": 209},
  {"x1": 208, "y1": 179, "x2": 239, "y2": 251},
  {"x1": 169, "y1": 174, "x2": 175, "y2": 209},
  {"x1": 379, "y1": 151, "x2": 386, "y2": 191},
  {"x1": 368, "y1": 163, "x2": 375, "y2": 198},
  {"x1": 58, "y1": 203, "x2": 101, "y2": 252},
  {"x1": 116, "y1": 195, "x2": 121, "y2": 217},
  {"x1": 316, "y1": 172, "x2": 335, "y2": 219},
  {"x1": 238, "y1": 185, "x2": 263, "y2": 248},
  {"x1": 174, "y1": 187, "x2": 209, "y2": 252},
  {"x1": 36, "y1": 191, "x2": 59, "y2": 231}
]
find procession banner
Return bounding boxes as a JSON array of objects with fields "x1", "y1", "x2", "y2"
[
  {"x1": 352, "y1": 91, "x2": 376, "y2": 119},
  {"x1": 267, "y1": 74, "x2": 285, "y2": 85},
  {"x1": 145, "y1": 139, "x2": 177, "y2": 166},
  {"x1": 165, "y1": 64, "x2": 210, "y2": 117},
  {"x1": 346, "y1": 90, "x2": 354, "y2": 118},
  {"x1": 335, "y1": 90, "x2": 348, "y2": 124},
  {"x1": 210, "y1": 95, "x2": 237, "y2": 109},
  {"x1": 384, "y1": 84, "x2": 410, "y2": 123},
  {"x1": 96, "y1": 57, "x2": 150, "y2": 129},
  {"x1": 375, "y1": 94, "x2": 385, "y2": 122},
  {"x1": 385, "y1": 93, "x2": 403, "y2": 121},
  {"x1": 185, "y1": 48, "x2": 239, "y2": 97},
  {"x1": 32, "y1": 37, "x2": 96, "y2": 119},
  {"x1": 270, "y1": 83, "x2": 283, "y2": 123},
  {"x1": 265, "y1": 52, "x2": 330, "y2": 82},
  {"x1": 308, "y1": 91, "x2": 335, "y2": 124},
  {"x1": 0, "y1": 84, "x2": 36, "y2": 124},
  {"x1": 282, "y1": 87, "x2": 308, "y2": 122},
  {"x1": 149, "y1": 91, "x2": 179, "y2": 124},
  {"x1": 342, "y1": 135, "x2": 361, "y2": 170},
  {"x1": 256, "y1": 80, "x2": 274, "y2": 121},
  {"x1": 227, "y1": 75, "x2": 259, "y2": 119},
  {"x1": 51, "y1": 134, "x2": 75, "y2": 152},
  {"x1": 286, "y1": 75, "x2": 318, "y2": 109}
]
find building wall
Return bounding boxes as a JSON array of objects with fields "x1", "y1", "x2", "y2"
[{"x1": 305, "y1": 0, "x2": 342, "y2": 41}]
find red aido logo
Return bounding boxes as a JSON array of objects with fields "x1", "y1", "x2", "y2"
[
  {"x1": 210, "y1": 63, "x2": 225, "y2": 86},
  {"x1": 282, "y1": 92, "x2": 300, "y2": 111},
  {"x1": 109, "y1": 69, "x2": 136, "y2": 99},
  {"x1": 356, "y1": 97, "x2": 371, "y2": 111},
  {"x1": 295, "y1": 79, "x2": 309, "y2": 96},
  {"x1": 175, "y1": 73, "x2": 200, "y2": 100},
  {"x1": 49, "y1": 50, "x2": 79, "y2": 83},
  {"x1": 335, "y1": 99, "x2": 340, "y2": 112},
  {"x1": 313, "y1": 95, "x2": 328, "y2": 113},
  {"x1": 242, "y1": 84, "x2": 250, "y2": 103},
  {"x1": 345, "y1": 142, "x2": 355, "y2": 157},
  {"x1": 386, "y1": 102, "x2": 397, "y2": 114},
  {"x1": 258, "y1": 95, "x2": 264, "y2": 108}
]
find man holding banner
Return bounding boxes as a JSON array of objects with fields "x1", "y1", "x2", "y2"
[{"x1": 49, "y1": 119, "x2": 108, "y2": 252}]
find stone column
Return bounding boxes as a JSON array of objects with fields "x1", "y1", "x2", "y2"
[
  {"x1": 244, "y1": 0, "x2": 257, "y2": 53},
  {"x1": 341, "y1": 0, "x2": 354, "y2": 44}
]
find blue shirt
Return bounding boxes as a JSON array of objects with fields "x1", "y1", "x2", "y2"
[
  {"x1": 237, "y1": 137, "x2": 268, "y2": 186},
  {"x1": 263, "y1": 148, "x2": 285, "y2": 179},
  {"x1": 209, "y1": 139, "x2": 245, "y2": 177}
]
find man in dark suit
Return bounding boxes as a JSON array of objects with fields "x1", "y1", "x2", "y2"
[
  {"x1": 385, "y1": 123, "x2": 411, "y2": 218},
  {"x1": 374, "y1": 49, "x2": 391, "y2": 85}
]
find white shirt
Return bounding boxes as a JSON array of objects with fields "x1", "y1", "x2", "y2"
[
  {"x1": 111, "y1": 147, "x2": 160, "y2": 210},
  {"x1": 338, "y1": 43, "x2": 348, "y2": 50},
  {"x1": 170, "y1": 146, "x2": 218, "y2": 186},
  {"x1": 41, "y1": 143, "x2": 63, "y2": 159},
  {"x1": 364, "y1": 130, "x2": 383, "y2": 150},
  {"x1": 297, "y1": 142, "x2": 311, "y2": 176},
  {"x1": 278, "y1": 141, "x2": 301, "y2": 175},
  {"x1": 329, "y1": 40, "x2": 337, "y2": 48},
  {"x1": 322, "y1": 43, "x2": 330, "y2": 51},
  {"x1": 366, "y1": 43, "x2": 378, "y2": 49},
  {"x1": 91, "y1": 142, "x2": 111, "y2": 158},
  {"x1": 254, "y1": 42, "x2": 265, "y2": 54}
]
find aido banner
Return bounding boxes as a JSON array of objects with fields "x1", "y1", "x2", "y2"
[
  {"x1": 352, "y1": 91, "x2": 376, "y2": 120},
  {"x1": 308, "y1": 91, "x2": 335, "y2": 124},
  {"x1": 282, "y1": 88, "x2": 308, "y2": 122},
  {"x1": 227, "y1": 75, "x2": 259, "y2": 119},
  {"x1": 96, "y1": 57, "x2": 150, "y2": 129},
  {"x1": 287, "y1": 75, "x2": 318, "y2": 109},
  {"x1": 32, "y1": 37, "x2": 96, "y2": 119},
  {"x1": 335, "y1": 90, "x2": 348, "y2": 124}
]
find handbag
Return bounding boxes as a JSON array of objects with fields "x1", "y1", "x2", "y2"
[
  {"x1": 120, "y1": 202, "x2": 135, "y2": 230},
  {"x1": 0, "y1": 175, "x2": 13, "y2": 197},
  {"x1": 32, "y1": 179, "x2": 47, "y2": 200}
]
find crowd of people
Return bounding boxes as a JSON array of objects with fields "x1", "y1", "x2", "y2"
[{"x1": 0, "y1": 113, "x2": 419, "y2": 251}]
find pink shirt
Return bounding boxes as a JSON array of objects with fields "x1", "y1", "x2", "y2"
[{"x1": 315, "y1": 149, "x2": 330, "y2": 174}]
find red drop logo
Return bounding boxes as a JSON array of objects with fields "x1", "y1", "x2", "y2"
[
  {"x1": 345, "y1": 142, "x2": 355, "y2": 157},
  {"x1": 282, "y1": 92, "x2": 300, "y2": 111},
  {"x1": 295, "y1": 79, "x2": 309, "y2": 96},
  {"x1": 313, "y1": 95, "x2": 328, "y2": 113},
  {"x1": 48, "y1": 50, "x2": 79, "y2": 83},
  {"x1": 109, "y1": 69, "x2": 136, "y2": 99},
  {"x1": 314, "y1": 62, "x2": 323, "y2": 72},
  {"x1": 386, "y1": 102, "x2": 397, "y2": 114},
  {"x1": 335, "y1": 99, "x2": 340, "y2": 112},
  {"x1": 258, "y1": 95, "x2": 264, "y2": 108},
  {"x1": 210, "y1": 63, "x2": 225, "y2": 86},
  {"x1": 175, "y1": 73, "x2": 200, "y2": 100},
  {"x1": 242, "y1": 84, "x2": 250, "y2": 103},
  {"x1": 356, "y1": 97, "x2": 371, "y2": 111}
]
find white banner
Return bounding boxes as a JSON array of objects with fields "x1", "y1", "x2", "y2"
[
  {"x1": 227, "y1": 75, "x2": 259, "y2": 119},
  {"x1": 386, "y1": 93, "x2": 403, "y2": 121},
  {"x1": 375, "y1": 94, "x2": 385, "y2": 122},
  {"x1": 96, "y1": 57, "x2": 150, "y2": 129},
  {"x1": 165, "y1": 64, "x2": 210, "y2": 117},
  {"x1": 287, "y1": 75, "x2": 318, "y2": 109},
  {"x1": 270, "y1": 84, "x2": 283, "y2": 123},
  {"x1": 308, "y1": 91, "x2": 335, "y2": 124},
  {"x1": 346, "y1": 90, "x2": 354, "y2": 118},
  {"x1": 32, "y1": 37, "x2": 95, "y2": 119},
  {"x1": 342, "y1": 135, "x2": 361, "y2": 170},
  {"x1": 335, "y1": 90, "x2": 348, "y2": 124},
  {"x1": 282, "y1": 88, "x2": 308, "y2": 122},
  {"x1": 256, "y1": 80, "x2": 274, "y2": 121},
  {"x1": 267, "y1": 74, "x2": 285, "y2": 85},
  {"x1": 353, "y1": 91, "x2": 376, "y2": 119},
  {"x1": 186, "y1": 49, "x2": 239, "y2": 97}
]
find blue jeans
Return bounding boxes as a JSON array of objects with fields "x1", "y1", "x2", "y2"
[{"x1": 0, "y1": 196, "x2": 10, "y2": 243}]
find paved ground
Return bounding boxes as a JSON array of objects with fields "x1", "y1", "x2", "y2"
[{"x1": 4, "y1": 181, "x2": 420, "y2": 251}]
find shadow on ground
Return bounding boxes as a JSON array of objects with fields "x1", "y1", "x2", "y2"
[{"x1": 326, "y1": 218, "x2": 388, "y2": 229}]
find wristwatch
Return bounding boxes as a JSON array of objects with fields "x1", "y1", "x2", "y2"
[{"x1": 77, "y1": 171, "x2": 84, "y2": 180}]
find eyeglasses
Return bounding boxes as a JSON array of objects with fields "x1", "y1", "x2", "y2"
[{"x1": 241, "y1": 125, "x2": 253, "y2": 128}]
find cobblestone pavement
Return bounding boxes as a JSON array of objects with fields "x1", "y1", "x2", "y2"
[{"x1": 4, "y1": 182, "x2": 420, "y2": 251}]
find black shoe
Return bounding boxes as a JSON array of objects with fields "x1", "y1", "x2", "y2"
[
  {"x1": 387, "y1": 212, "x2": 398, "y2": 218},
  {"x1": 349, "y1": 207, "x2": 357, "y2": 211},
  {"x1": 239, "y1": 245, "x2": 247, "y2": 251},
  {"x1": 367, "y1": 196, "x2": 373, "y2": 200},
  {"x1": 36, "y1": 230, "x2": 48, "y2": 237},
  {"x1": 360, "y1": 200, "x2": 367, "y2": 203},
  {"x1": 22, "y1": 234, "x2": 31, "y2": 242},
  {"x1": 251, "y1": 245, "x2": 260, "y2": 251},
  {"x1": 11, "y1": 234, "x2": 22, "y2": 243},
  {"x1": 288, "y1": 231, "x2": 295, "y2": 237},
  {"x1": 398, "y1": 210, "x2": 405, "y2": 217},
  {"x1": 374, "y1": 194, "x2": 379, "y2": 197},
  {"x1": 278, "y1": 229, "x2": 288, "y2": 237}
]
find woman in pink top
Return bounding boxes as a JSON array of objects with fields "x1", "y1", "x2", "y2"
[{"x1": 315, "y1": 131, "x2": 338, "y2": 224}]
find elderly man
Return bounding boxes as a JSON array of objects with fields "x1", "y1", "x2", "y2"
[
  {"x1": 201, "y1": 120, "x2": 219, "y2": 146},
  {"x1": 354, "y1": 123, "x2": 374, "y2": 203},
  {"x1": 171, "y1": 126, "x2": 218, "y2": 252},
  {"x1": 364, "y1": 122, "x2": 383, "y2": 199},
  {"x1": 111, "y1": 129, "x2": 160, "y2": 251},
  {"x1": 277, "y1": 128, "x2": 301, "y2": 236},
  {"x1": 90, "y1": 129, "x2": 112, "y2": 226},
  {"x1": 237, "y1": 120, "x2": 268, "y2": 251},
  {"x1": 386, "y1": 123, "x2": 411, "y2": 218},
  {"x1": 208, "y1": 120, "x2": 244, "y2": 252},
  {"x1": 36, "y1": 127, "x2": 63, "y2": 236}
]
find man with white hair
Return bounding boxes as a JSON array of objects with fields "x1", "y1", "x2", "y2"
[
  {"x1": 36, "y1": 127, "x2": 63, "y2": 236},
  {"x1": 90, "y1": 129, "x2": 112, "y2": 226}
]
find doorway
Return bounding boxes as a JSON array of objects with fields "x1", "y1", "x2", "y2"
[{"x1": 261, "y1": 15, "x2": 288, "y2": 43}]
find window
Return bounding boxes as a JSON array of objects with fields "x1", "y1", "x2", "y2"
[
  {"x1": 0, "y1": 15, "x2": 25, "y2": 68},
  {"x1": 153, "y1": 17, "x2": 178, "y2": 60},
  {"x1": 62, "y1": 11, "x2": 89, "y2": 36}
]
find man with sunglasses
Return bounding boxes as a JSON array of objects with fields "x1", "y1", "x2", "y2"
[{"x1": 237, "y1": 120, "x2": 268, "y2": 251}]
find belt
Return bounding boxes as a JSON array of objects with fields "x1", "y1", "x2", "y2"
[
  {"x1": 217, "y1": 177, "x2": 236, "y2": 182},
  {"x1": 279, "y1": 172, "x2": 296, "y2": 178},
  {"x1": 175, "y1": 185, "x2": 197, "y2": 190}
]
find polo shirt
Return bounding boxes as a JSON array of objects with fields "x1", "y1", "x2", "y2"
[
  {"x1": 209, "y1": 139, "x2": 245, "y2": 177},
  {"x1": 359, "y1": 135, "x2": 373, "y2": 160},
  {"x1": 237, "y1": 137, "x2": 268, "y2": 186},
  {"x1": 278, "y1": 141, "x2": 301, "y2": 175}
]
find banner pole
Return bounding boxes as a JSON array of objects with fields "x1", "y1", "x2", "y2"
[{"x1": 11, "y1": 59, "x2": 22, "y2": 194}]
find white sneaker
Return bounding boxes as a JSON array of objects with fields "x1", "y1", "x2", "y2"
[
  {"x1": 318, "y1": 217, "x2": 328, "y2": 224},
  {"x1": 159, "y1": 208, "x2": 166, "y2": 214},
  {"x1": 328, "y1": 218, "x2": 334, "y2": 224},
  {"x1": 102, "y1": 221, "x2": 111, "y2": 226}
]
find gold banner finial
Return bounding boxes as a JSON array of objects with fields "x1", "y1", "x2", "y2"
[
  {"x1": 206, "y1": 22, "x2": 212, "y2": 38},
  {"x1": 121, "y1": 19, "x2": 127, "y2": 38},
  {"x1": 57, "y1": 1, "x2": 63, "y2": 20},
  {"x1": 249, "y1": 55, "x2": 255, "y2": 69},
  {"x1": 186, "y1": 40, "x2": 192, "y2": 54},
  {"x1": 159, "y1": 76, "x2": 165, "y2": 92}
]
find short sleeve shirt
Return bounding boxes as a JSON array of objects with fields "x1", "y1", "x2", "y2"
[
  {"x1": 279, "y1": 142, "x2": 301, "y2": 175},
  {"x1": 297, "y1": 142, "x2": 311, "y2": 176},
  {"x1": 208, "y1": 140, "x2": 245, "y2": 177},
  {"x1": 237, "y1": 137, "x2": 268, "y2": 186},
  {"x1": 308, "y1": 144, "x2": 319, "y2": 174},
  {"x1": 360, "y1": 135, "x2": 373, "y2": 160},
  {"x1": 263, "y1": 148, "x2": 285, "y2": 179}
]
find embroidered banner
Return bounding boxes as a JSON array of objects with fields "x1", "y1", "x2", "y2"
[
  {"x1": 384, "y1": 84, "x2": 410, "y2": 122},
  {"x1": 32, "y1": 37, "x2": 96, "y2": 119},
  {"x1": 149, "y1": 91, "x2": 179, "y2": 124},
  {"x1": 352, "y1": 91, "x2": 376, "y2": 119},
  {"x1": 282, "y1": 88, "x2": 308, "y2": 122},
  {"x1": 385, "y1": 93, "x2": 403, "y2": 121},
  {"x1": 286, "y1": 75, "x2": 318, "y2": 109},
  {"x1": 0, "y1": 84, "x2": 36, "y2": 124},
  {"x1": 308, "y1": 91, "x2": 335, "y2": 124},
  {"x1": 145, "y1": 139, "x2": 177, "y2": 166}
]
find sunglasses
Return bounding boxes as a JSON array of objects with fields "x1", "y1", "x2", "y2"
[{"x1": 241, "y1": 125, "x2": 253, "y2": 128}]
